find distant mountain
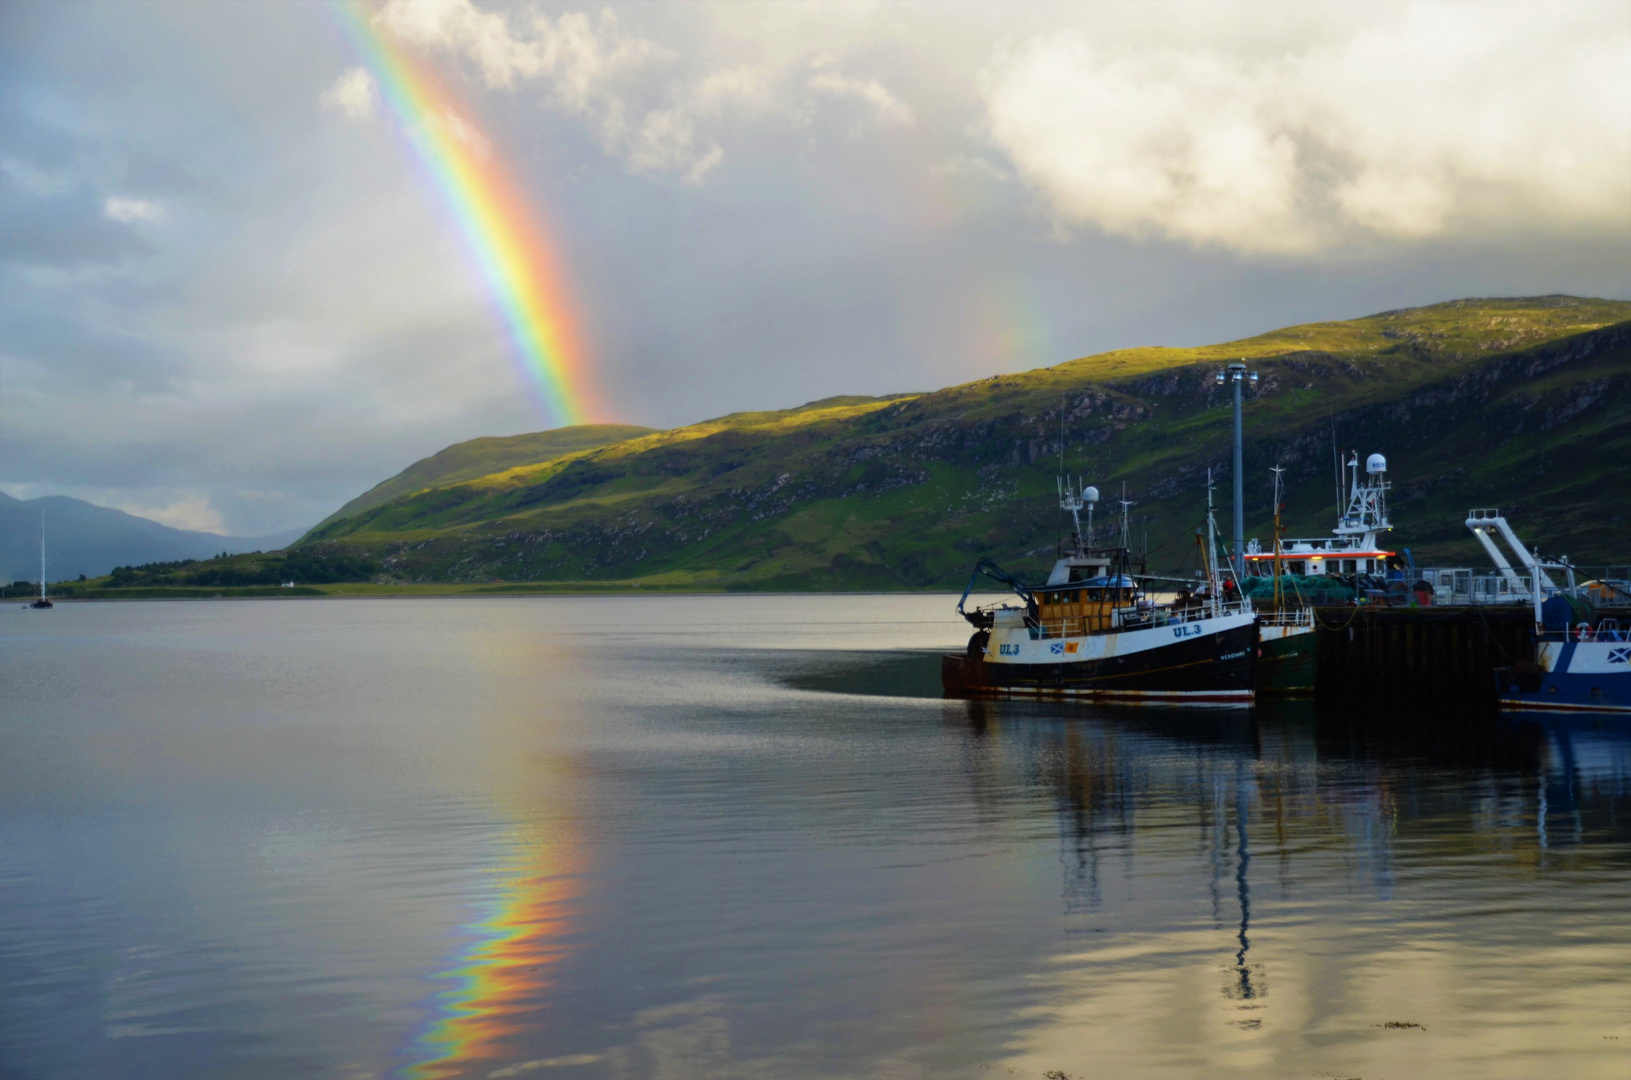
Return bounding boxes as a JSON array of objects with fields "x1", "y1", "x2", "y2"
[
  {"x1": 313, "y1": 423, "x2": 658, "y2": 530},
  {"x1": 0, "y1": 493, "x2": 305, "y2": 583}
]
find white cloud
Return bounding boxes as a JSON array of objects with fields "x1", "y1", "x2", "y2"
[
  {"x1": 807, "y1": 72, "x2": 914, "y2": 128},
  {"x1": 379, "y1": 0, "x2": 548, "y2": 87},
  {"x1": 369, "y1": 0, "x2": 915, "y2": 181},
  {"x1": 103, "y1": 196, "x2": 162, "y2": 223},
  {"x1": 424, "y1": 107, "x2": 491, "y2": 158},
  {"x1": 684, "y1": 145, "x2": 724, "y2": 185},
  {"x1": 980, "y1": 3, "x2": 1631, "y2": 255},
  {"x1": 321, "y1": 66, "x2": 379, "y2": 121},
  {"x1": 378, "y1": 0, "x2": 659, "y2": 103},
  {"x1": 112, "y1": 492, "x2": 226, "y2": 534}
]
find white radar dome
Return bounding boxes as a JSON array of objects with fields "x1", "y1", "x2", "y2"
[
  {"x1": 1366, "y1": 453, "x2": 1387, "y2": 474},
  {"x1": 1083, "y1": 486, "x2": 1100, "y2": 503}
]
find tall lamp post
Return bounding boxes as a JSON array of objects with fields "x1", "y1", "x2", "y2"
[{"x1": 1214, "y1": 360, "x2": 1259, "y2": 574}]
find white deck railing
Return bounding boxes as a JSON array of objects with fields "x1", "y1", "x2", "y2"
[
  {"x1": 1257, "y1": 608, "x2": 1314, "y2": 628},
  {"x1": 1031, "y1": 599, "x2": 1253, "y2": 639}
]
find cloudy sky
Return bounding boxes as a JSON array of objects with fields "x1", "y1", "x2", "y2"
[{"x1": 2, "y1": 0, "x2": 1627, "y2": 535}]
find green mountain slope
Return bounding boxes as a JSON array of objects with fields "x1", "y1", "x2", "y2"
[
  {"x1": 315, "y1": 423, "x2": 657, "y2": 529},
  {"x1": 258, "y1": 296, "x2": 1631, "y2": 589}
]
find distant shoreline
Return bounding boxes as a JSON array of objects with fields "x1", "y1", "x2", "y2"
[{"x1": 16, "y1": 584, "x2": 973, "y2": 601}]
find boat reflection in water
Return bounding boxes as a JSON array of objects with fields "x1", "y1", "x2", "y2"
[
  {"x1": 940, "y1": 691, "x2": 1631, "y2": 1077},
  {"x1": 400, "y1": 827, "x2": 581, "y2": 1080}
]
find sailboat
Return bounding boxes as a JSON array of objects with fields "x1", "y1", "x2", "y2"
[{"x1": 29, "y1": 515, "x2": 52, "y2": 609}]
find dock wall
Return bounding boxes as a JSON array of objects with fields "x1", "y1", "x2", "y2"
[{"x1": 1312, "y1": 606, "x2": 1532, "y2": 715}]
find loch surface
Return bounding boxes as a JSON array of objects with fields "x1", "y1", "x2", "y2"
[{"x1": 2, "y1": 596, "x2": 1628, "y2": 1079}]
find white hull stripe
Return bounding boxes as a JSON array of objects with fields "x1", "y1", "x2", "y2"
[
  {"x1": 968, "y1": 686, "x2": 1254, "y2": 707},
  {"x1": 1497, "y1": 698, "x2": 1631, "y2": 715}
]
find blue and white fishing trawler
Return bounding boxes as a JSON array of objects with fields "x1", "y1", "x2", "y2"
[
  {"x1": 941, "y1": 476, "x2": 1257, "y2": 705},
  {"x1": 1493, "y1": 515, "x2": 1631, "y2": 714}
]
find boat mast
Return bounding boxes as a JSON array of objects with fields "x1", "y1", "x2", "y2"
[
  {"x1": 1206, "y1": 470, "x2": 1221, "y2": 616},
  {"x1": 39, "y1": 514, "x2": 46, "y2": 602},
  {"x1": 1058, "y1": 477, "x2": 1097, "y2": 558},
  {"x1": 1271, "y1": 465, "x2": 1285, "y2": 610}
]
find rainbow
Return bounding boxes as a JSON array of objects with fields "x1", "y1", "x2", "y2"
[
  {"x1": 329, "y1": 0, "x2": 597, "y2": 426},
  {"x1": 400, "y1": 829, "x2": 582, "y2": 1078}
]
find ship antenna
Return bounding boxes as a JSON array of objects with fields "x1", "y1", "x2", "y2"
[
  {"x1": 1055, "y1": 403, "x2": 1074, "y2": 556},
  {"x1": 1330, "y1": 414, "x2": 1342, "y2": 521},
  {"x1": 1118, "y1": 482, "x2": 1134, "y2": 551}
]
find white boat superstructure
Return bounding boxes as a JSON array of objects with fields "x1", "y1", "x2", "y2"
[
  {"x1": 1418, "y1": 510, "x2": 1588, "y2": 606},
  {"x1": 1244, "y1": 451, "x2": 1396, "y2": 578}
]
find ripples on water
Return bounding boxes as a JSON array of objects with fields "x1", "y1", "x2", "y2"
[{"x1": 1, "y1": 596, "x2": 1628, "y2": 1079}]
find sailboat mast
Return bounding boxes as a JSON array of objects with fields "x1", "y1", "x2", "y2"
[{"x1": 39, "y1": 514, "x2": 46, "y2": 601}]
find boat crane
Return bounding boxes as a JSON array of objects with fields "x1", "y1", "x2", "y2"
[{"x1": 1464, "y1": 509, "x2": 1570, "y2": 593}]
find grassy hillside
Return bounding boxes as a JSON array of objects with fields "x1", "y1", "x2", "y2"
[
  {"x1": 314, "y1": 423, "x2": 657, "y2": 528},
  {"x1": 135, "y1": 296, "x2": 1631, "y2": 592}
]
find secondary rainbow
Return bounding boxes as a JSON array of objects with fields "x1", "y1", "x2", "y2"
[{"x1": 329, "y1": 0, "x2": 597, "y2": 426}]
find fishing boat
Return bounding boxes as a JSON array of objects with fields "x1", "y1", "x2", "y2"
[
  {"x1": 1243, "y1": 451, "x2": 1397, "y2": 580},
  {"x1": 28, "y1": 516, "x2": 51, "y2": 609},
  {"x1": 1493, "y1": 517, "x2": 1631, "y2": 713},
  {"x1": 1242, "y1": 451, "x2": 1407, "y2": 694},
  {"x1": 1251, "y1": 466, "x2": 1315, "y2": 695},
  {"x1": 941, "y1": 475, "x2": 1257, "y2": 705}
]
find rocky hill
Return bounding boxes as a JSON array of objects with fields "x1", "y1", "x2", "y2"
[{"x1": 116, "y1": 295, "x2": 1631, "y2": 591}]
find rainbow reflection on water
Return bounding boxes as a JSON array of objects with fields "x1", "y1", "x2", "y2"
[{"x1": 400, "y1": 829, "x2": 581, "y2": 1079}]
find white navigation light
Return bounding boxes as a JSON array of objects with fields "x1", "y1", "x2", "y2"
[
  {"x1": 1366, "y1": 453, "x2": 1387, "y2": 474},
  {"x1": 1083, "y1": 486, "x2": 1099, "y2": 503}
]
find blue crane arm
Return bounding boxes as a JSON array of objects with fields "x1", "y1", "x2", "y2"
[{"x1": 957, "y1": 557, "x2": 1033, "y2": 623}]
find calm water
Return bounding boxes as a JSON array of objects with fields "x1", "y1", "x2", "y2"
[{"x1": 2, "y1": 596, "x2": 1628, "y2": 1079}]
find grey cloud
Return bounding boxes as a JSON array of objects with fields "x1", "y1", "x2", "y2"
[
  {"x1": 0, "y1": 311, "x2": 182, "y2": 392},
  {"x1": 0, "y1": 180, "x2": 151, "y2": 267},
  {"x1": 2, "y1": 1, "x2": 1628, "y2": 539}
]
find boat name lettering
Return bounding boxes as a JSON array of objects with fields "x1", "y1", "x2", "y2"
[
  {"x1": 1220, "y1": 651, "x2": 1246, "y2": 661},
  {"x1": 999, "y1": 643, "x2": 1020, "y2": 656},
  {"x1": 1173, "y1": 623, "x2": 1206, "y2": 638}
]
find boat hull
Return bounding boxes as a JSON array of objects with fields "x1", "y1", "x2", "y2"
[
  {"x1": 1495, "y1": 639, "x2": 1631, "y2": 713},
  {"x1": 1256, "y1": 625, "x2": 1316, "y2": 695},
  {"x1": 943, "y1": 619, "x2": 1257, "y2": 705}
]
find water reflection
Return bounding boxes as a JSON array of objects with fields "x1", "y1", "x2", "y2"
[
  {"x1": 402, "y1": 828, "x2": 581, "y2": 1080},
  {"x1": 5, "y1": 599, "x2": 1631, "y2": 1080},
  {"x1": 1229, "y1": 760, "x2": 1256, "y2": 1004},
  {"x1": 930, "y1": 692, "x2": 1631, "y2": 1078}
]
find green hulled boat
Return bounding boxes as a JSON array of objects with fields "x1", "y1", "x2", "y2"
[{"x1": 1257, "y1": 612, "x2": 1316, "y2": 695}]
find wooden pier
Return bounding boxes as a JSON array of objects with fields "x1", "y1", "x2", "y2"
[{"x1": 1311, "y1": 605, "x2": 1532, "y2": 714}]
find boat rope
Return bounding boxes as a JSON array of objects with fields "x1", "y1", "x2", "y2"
[
  {"x1": 1313, "y1": 605, "x2": 1364, "y2": 632},
  {"x1": 1472, "y1": 601, "x2": 1520, "y2": 663}
]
